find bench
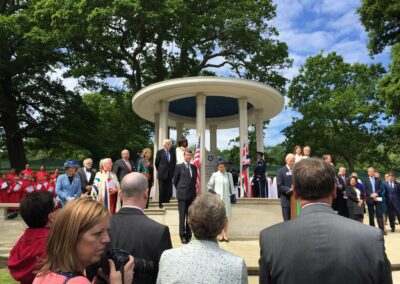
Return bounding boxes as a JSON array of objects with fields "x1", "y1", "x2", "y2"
[{"x1": 0, "y1": 203, "x2": 20, "y2": 219}]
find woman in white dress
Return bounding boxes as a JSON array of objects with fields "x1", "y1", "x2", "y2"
[
  {"x1": 294, "y1": 145, "x2": 303, "y2": 163},
  {"x1": 207, "y1": 161, "x2": 234, "y2": 241},
  {"x1": 175, "y1": 137, "x2": 188, "y2": 164}
]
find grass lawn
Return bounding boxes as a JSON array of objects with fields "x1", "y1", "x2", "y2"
[{"x1": 0, "y1": 269, "x2": 17, "y2": 284}]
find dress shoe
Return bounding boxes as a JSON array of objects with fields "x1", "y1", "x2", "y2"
[
  {"x1": 186, "y1": 237, "x2": 192, "y2": 243},
  {"x1": 391, "y1": 228, "x2": 395, "y2": 233},
  {"x1": 383, "y1": 231, "x2": 387, "y2": 236},
  {"x1": 159, "y1": 205, "x2": 163, "y2": 209},
  {"x1": 180, "y1": 238, "x2": 188, "y2": 244}
]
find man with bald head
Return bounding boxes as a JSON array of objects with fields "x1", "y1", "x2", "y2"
[
  {"x1": 109, "y1": 172, "x2": 172, "y2": 284},
  {"x1": 276, "y1": 153, "x2": 295, "y2": 221}
]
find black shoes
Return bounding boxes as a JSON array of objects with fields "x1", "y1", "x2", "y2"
[
  {"x1": 391, "y1": 228, "x2": 395, "y2": 233},
  {"x1": 180, "y1": 237, "x2": 191, "y2": 244}
]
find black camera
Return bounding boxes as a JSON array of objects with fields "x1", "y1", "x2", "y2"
[
  {"x1": 104, "y1": 248, "x2": 155, "y2": 278},
  {"x1": 109, "y1": 248, "x2": 130, "y2": 271}
]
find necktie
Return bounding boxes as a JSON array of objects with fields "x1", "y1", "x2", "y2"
[
  {"x1": 187, "y1": 163, "x2": 192, "y2": 177},
  {"x1": 166, "y1": 150, "x2": 170, "y2": 162},
  {"x1": 371, "y1": 177, "x2": 375, "y2": 193},
  {"x1": 391, "y1": 182, "x2": 394, "y2": 189},
  {"x1": 124, "y1": 159, "x2": 132, "y2": 171}
]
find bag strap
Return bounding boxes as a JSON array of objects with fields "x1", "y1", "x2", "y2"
[{"x1": 57, "y1": 272, "x2": 77, "y2": 284}]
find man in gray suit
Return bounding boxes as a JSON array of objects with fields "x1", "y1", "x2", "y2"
[{"x1": 259, "y1": 158, "x2": 392, "y2": 284}]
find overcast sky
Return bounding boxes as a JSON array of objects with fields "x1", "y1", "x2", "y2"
[{"x1": 61, "y1": 0, "x2": 391, "y2": 150}]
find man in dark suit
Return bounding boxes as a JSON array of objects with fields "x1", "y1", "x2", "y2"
[
  {"x1": 384, "y1": 172, "x2": 400, "y2": 232},
  {"x1": 363, "y1": 167, "x2": 384, "y2": 233},
  {"x1": 155, "y1": 139, "x2": 176, "y2": 208},
  {"x1": 77, "y1": 158, "x2": 96, "y2": 194},
  {"x1": 113, "y1": 149, "x2": 136, "y2": 182},
  {"x1": 276, "y1": 153, "x2": 295, "y2": 221},
  {"x1": 334, "y1": 167, "x2": 349, "y2": 217},
  {"x1": 259, "y1": 158, "x2": 392, "y2": 284},
  {"x1": 109, "y1": 172, "x2": 172, "y2": 284},
  {"x1": 173, "y1": 150, "x2": 197, "y2": 244}
]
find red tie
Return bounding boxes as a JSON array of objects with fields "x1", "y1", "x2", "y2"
[{"x1": 124, "y1": 160, "x2": 132, "y2": 171}]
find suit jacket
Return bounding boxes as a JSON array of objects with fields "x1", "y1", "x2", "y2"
[
  {"x1": 157, "y1": 239, "x2": 248, "y2": 284},
  {"x1": 336, "y1": 175, "x2": 348, "y2": 197},
  {"x1": 113, "y1": 158, "x2": 135, "y2": 182},
  {"x1": 155, "y1": 148, "x2": 176, "y2": 180},
  {"x1": 173, "y1": 163, "x2": 197, "y2": 201},
  {"x1": 383, "y1": 181, "x2": 400, "y2": 204},
  {"x1": 276, "y1": 166, "x2": 292, "y2": 207},
  {"x1": 363, "y1": 176, "x2": 382, "y2": 204},
  {"x1": 110, "y1": 207, "x2": 172, "y2": 284},
  {"x1": 55, "y1": 174, "x2": 81, "y2": 206},
  {"x1": 259, "y1": 204, "x2": 392, "y2": 284},
  {"x1": 77, "y1": 167, "x2": 96, "y2": 192}
]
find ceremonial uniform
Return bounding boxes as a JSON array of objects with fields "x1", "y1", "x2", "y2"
[{"x1": 253, "y1": 152, "x2": 267, "y2": 198}]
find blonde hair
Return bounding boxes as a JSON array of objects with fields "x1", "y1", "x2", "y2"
[
  {"x1": 36, "y1": 198, "x2": 109, "y2": 275},
  {"x1": 142, "y1": 148, "x2": 152, "y2": 157}
]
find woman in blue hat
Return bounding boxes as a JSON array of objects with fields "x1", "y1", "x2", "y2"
[{"x1": 55, "y1": 160, "x2": 81, "y2": 206}]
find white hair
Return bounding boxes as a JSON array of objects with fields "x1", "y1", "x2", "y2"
[
  {"x1": 163, "y1": 139, "x2": 172, "y2": 146},
  {"x1": 285, "y1": 153, "x2": 295, "y2": 162}
]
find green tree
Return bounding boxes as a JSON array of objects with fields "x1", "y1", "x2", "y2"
[
  {"x1": 0, "y1": 0, "x2": 81, "y2": 170},
  {"x1": 33, "y1": 0, "x2": 291, "y2": 92},
  {"x1": 358, "y1": 0, "x2": 400, "y2": 55},
  {"x1": 283, "y1": 52, "x2": 386, "y2": 172},
  {"x1": 379, "y1": 44, "x2": 400, "y2": 157}
]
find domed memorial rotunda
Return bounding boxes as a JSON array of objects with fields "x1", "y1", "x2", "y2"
[{"x1": 132, "y1": 76, "x2": 284, "y2": 198}]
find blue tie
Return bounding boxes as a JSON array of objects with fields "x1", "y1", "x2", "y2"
[
  {"x1": 166, "y1": 150, "x2": 170, "y2": 162},
  {"x1": 371, "y1": 178, "x2": 375, "y2": 193}
]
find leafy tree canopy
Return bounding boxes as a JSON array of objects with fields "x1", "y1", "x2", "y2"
[
  {"x1": 358, "y1": 0, "x2": 400, "y2": 55},
  {"x1": 283, "y1": 52, "x2": 387, "y2": 172}
]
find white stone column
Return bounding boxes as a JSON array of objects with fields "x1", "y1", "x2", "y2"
[
  {"x1": 158, "y1": 100, "x2": 169, "y2": 147},
  {"x1": 176, "y1": 121, "x2": 184, "y2": 141},
  {"x1": 238, "y1": 97, "x2": 249, "y2": 197},
  {"x1": 196, "y1": 94, "x2": 206, "y2": 194},
  {"x1": 255, "y1": 109, "x2": 264, "y2": 152},
  {"x1": 210, "y1": 124, "x2": 217, "y2": 159},
  {"x1": 153, "y1": 113, "x2": 160, "y2": 202}
]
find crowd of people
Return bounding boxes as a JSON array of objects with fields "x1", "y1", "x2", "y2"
[
  {"x1": 276, "y1": 145, "x2": 400, "y2": 236},
  {"x1": 5, "y1": 157, "x2": 394, "y2": 284},
  {"x1": 1, "y1": 140, "x2": 398, "y2": 283}
]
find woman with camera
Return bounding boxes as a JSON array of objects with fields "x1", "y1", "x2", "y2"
[{"x1": 33, "y1": 197, "x2": 134, "y2": 284}]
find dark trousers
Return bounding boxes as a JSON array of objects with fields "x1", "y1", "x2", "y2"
[
  {"x1": 145, "y1": 180, "x2": 153, "y2": 209},
  {"x1": 254, "y1": 180, "x2": 267, "y2": 198},
  {"x1": 387, "y1": 199, "x2": 400, "y2": 229},
  {"x1": 336, "y1": 197, "x2": 349, "y2": 218},
  {"x1": 178, "y1": 199, "x2": 193, "y2": 239},
  {"x1": 158, "y1": 179, "x2": 172, "y2": 207},
  {"x1": 282, "y1": 206, "x2": 290, "y2": 222},
  {"x1": 367, "y1": 201, "x2": 384, "y2": 231}
]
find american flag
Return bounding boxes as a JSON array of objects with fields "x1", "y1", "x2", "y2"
[
  {"x1": 241, "y1": 141, "x2": 251, "y2": 197},
  {"x1": 192, "y1": 136, "x2": 201, "y2": 195}
]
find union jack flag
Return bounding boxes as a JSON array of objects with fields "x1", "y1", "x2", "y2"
[
  {"x1": 241, "y1": 141, "x2": 251, "y2": 197},
  {"x1": 192, "y1": 136, "x2": 201, "y2": 195}
]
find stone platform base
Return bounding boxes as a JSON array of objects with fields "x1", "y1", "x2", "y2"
[{"x1": 145, "y1": 198, "x2": 282, "y2": 238}]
